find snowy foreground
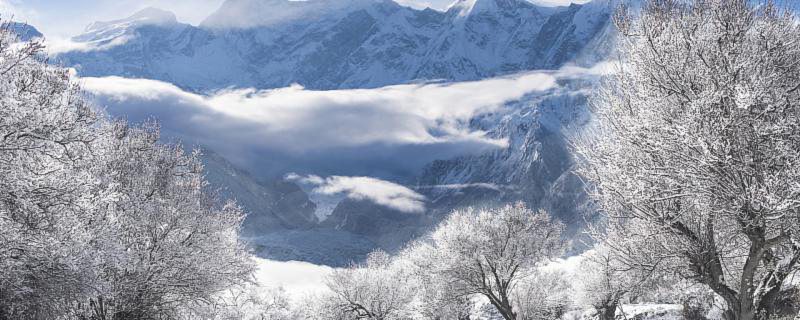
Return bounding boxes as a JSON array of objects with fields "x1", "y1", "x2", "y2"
[
  {"x1": 249, "y1": 257, "x2": 685, "y2": 320},
  {"x1": 252, "y1": 258, "x2": 333, "y2": 301}
]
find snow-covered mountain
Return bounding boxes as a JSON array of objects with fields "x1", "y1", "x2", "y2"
[
  {"x1": 6, "y1": 22, "x2": 42, "y2": 42},
  {"x1": 321, "y1": 72, "x2": 599, "y2": 253},
  {"x1": 50, "y1": 0, "x2": 618, "y2": 264},
  {"x1": 57, "y1": 0, "x2": 613, "y2": 91}
]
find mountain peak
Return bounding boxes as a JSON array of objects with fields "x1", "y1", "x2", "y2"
[
  {"x1": 201, "y1": 0, "x2": 378, "y2": 29},
  {"x1": 84, "y1": 7, "x2": 178, "y2": 33},
  {"x1": 448, "y1": 0, "x2": 533, "y2": 17},
  {"x1": 6, "y1": 22, "x2": 43, "y2": 41},
  {"x1": 128, "y1": 7, "x2": 179, "y2": 24}
]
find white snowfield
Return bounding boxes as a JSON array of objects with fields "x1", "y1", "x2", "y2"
[{"x1": 252, "y1": 258, "x2": 334, "y2": 301}]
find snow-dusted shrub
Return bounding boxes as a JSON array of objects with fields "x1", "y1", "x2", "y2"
[{"x1": 579, "y1": 1, "x2": 800, "y2": 319}]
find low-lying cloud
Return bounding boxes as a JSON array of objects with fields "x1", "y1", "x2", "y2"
[
  {"x1": 287, "y1": 174, "x2": 426, "y2": 213},
  {"x1": 80, "y1": 69, "x2": 567, "y2": 177},
  {"x1": 43, "y1": 36, "x2": 133, "y2": 55}
]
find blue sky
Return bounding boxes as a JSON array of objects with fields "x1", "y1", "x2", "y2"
[{"x1": 1, "y1": 0, "x2": 586, "y2": 38}]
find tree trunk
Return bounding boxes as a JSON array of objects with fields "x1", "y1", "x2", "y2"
[
  {"x1": 737, "y1": 299, "x2": 757, "y2": 320},
  {"x1": 735, "y1": 232, "x2": 765, "y2": 320},
  {"x1": 598, "y1": 302, "x2": 618, "y2": 320},
  {"x1": 485, "y1": 294, "x2": 516, "y2": 320},
  {"x1": 484, "y1": 287, "x2": 516, "y2": 320},
  {"x1": 493, "y1": 302, "x2": 516, "y2": 320}
]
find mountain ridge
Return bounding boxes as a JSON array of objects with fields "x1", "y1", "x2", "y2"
[{"x1": 57, "y1": 0, "x2": 613, "y2": 91}]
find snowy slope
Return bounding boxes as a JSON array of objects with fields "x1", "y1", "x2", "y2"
[{"x1": 56, "y1": 0, "x2": 613, "y2": 91}]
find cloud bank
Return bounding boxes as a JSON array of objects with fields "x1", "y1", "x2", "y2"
[
  {"x1": 287, "y1": 174, "x2": 426, "y2": 213},
  {"x1": 80, "y1": 70, "x2": 562, "y2": 178}
]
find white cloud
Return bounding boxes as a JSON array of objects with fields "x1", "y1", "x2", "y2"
[
  {"x1": 80, "y1": 64, "x2": 608, "y2": 178},
  {"x1": 287, "y1": 174, "x2": 426, "y2": 213},
  {"x1": 82, "y1": 73, "x2": 557, "y2": 152},
  {"x1": 44, "y1": 35, "x2": 135, "y2": 54},
  {"x1": 79, "y1": 68, "x2": 577, "y2": 176}
]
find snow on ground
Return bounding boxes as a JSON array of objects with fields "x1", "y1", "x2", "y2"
[
  {"x1": 616, "y1": 304, "x2": 683, "y2": 320},
  {"x1": 563, "y1": 304, "x2": 683, "y2": 320},
  {"x1": 541, "y1": 252, "x2": 586, "y2": 274},
  {"x1": 252, "y1": 257, "x2": 335, "y2": 302}
]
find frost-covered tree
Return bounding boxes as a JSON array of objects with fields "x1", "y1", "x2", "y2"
[
  {"x1": 400, "y1": 241, "x2": 473, "y2": 320},
  {"x1": 0, "y1": 21, "x2": 253, "y2": 319},
  {"x1": 82, "y1": 121, "x2": 254, "y2": 319},
  {"x1": 314, "y1": 204, "x2": 565, "y2": 320},
  {"x1": 326, "y1": 250, "x2": 417, "y2": 320},
  {"x1": 0, "y1": 24, "x2": 104, "y2": 317},
  {"x1": 580, "y1": 1, "x2": 800, "y2": 319},
  {"x1": 573, "y1": 244, "x2": 642, "y2": 320},
  {"x1": 511, "y1": 269, "x2": 571, "y2": 320},
  {"x1": 425, "y1": 203, "x2": 564, "y2": 320},
  {"x1": 294, "y1": 293, "x2": 349, "y2": 320}
]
